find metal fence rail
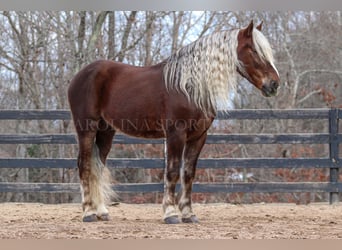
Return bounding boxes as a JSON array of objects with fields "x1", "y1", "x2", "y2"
[{"x1": 0, "y1": 109, "x2": 341, "y2": 203}]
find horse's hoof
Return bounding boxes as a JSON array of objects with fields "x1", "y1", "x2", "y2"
[
  {"x1": 182, "y1": 215, "x2": 199, "y2": 223},
  {"x1": 164, "y1": 216, "x2": 180, "y2": 224},
  {"x1": 82, "y1": 214, "x2": 98, "y2": 222},
  {"x1": 97, "y1": 214, "x2": 110, "y2": 221}
]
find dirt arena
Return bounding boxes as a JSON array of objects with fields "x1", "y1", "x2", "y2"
[{"x1": 1, "y1": 202, "x2": 342, "y2": 239}]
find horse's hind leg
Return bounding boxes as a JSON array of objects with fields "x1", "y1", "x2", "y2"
[
  {"x1": 76, "y1": 120, "x2": 114, "y2": 222},
  {"x1": 77, "y1": 125, "x2": 98, "y2": 222},
  {"x1": 178, "y1": 132, "x2": 207, "y2": 223},
  {"x1": 93, "y1": 120, "x2": 116, "y2": 221}
]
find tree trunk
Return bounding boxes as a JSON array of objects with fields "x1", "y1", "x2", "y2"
[
  {"x1": 118, "y1": 11, "x2": 137, "y2": 62},
  {"x1": 108, "y1": 12, "x2": 115, "y2": 60}
]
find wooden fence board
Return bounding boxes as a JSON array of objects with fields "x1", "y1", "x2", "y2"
[
  {"x1": 1, "y1": 133, "x2": 340, "y2": 145},
  {"x1": 0, "y1": 182, "x2": 340, "y2": 193},
  {"x1": 0, "y1": 134, "x2": 164, "y2": 145},
  {"x1": 0, "y1": 157, "x2": 338, "y2": 170},
  {"x1": 0, "y1": 108, "x2": 341, "y2": 198},
  {"x1": 0, "y1": 110, "x2": 71, "y2": 120},
  {"x1": 217, "y1": 109, "x2": 330, "y2": 120},
  {"x1": 0, "y1": 109, "x2": 331, "y2": 121}
]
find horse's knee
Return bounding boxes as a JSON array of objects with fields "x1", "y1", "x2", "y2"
[
  {"x1": 166, "y1": 158, "x2": 182, "y2": 183},
  {"x1": 183, "y1": 168, "x2": 196, "y2": 183},
  {"x1": 166, "y1": 168, "x2": 180, "y2": 183}
]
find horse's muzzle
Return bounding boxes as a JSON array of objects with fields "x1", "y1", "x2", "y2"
[{"x1": 261, "y1": 80, "x2": 279, "y2": 97}]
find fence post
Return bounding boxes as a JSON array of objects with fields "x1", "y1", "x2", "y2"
[
  {"x1": 163, "y1": 139, "x2": 167, "y2": 191},
  {"x1": 329, "y1": 108, "x2": 340, "y2": 204}
]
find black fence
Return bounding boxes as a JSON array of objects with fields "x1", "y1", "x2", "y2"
[{"x1": 0, "y1": 109, "x2": 341, "y2": 203}]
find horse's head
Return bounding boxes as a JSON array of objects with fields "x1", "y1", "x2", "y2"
[{"x1": 237, "y1": 20, "x2": 280, "y2": 97}]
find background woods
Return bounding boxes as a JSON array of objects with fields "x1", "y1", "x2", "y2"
[{"x1": 0, "y1": 11, "x2": 341, "y2": 204}]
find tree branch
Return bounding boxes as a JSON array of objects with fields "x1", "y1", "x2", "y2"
[
  {"x1": 297, "y1": 89, "x2": 322, "y2": 104},
  {"x1": 86, "y1": 11, "x2": 110, "y2": 61},
  {"x1": 117, "y1": 11, "x2": 137, "y2": 62}
]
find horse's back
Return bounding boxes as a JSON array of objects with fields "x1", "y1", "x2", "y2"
[
  {"x1": 67, "y1": 60, "x2": 167, "y2": 132},
  {"x1": 68, "y1": 60, "x2": 128, "y2": 98}
]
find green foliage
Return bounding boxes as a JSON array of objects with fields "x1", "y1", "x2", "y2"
[{"x1": 27, "y1": 145, "x2": 40, "y2": 158}]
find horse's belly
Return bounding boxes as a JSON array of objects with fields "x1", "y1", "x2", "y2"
[{"x1": 110, "y1": 117, "x2": 166, "y2": 139}]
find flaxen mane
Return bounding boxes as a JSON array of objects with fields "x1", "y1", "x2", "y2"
[{"x1": 163, "y1": 27, "x2": 277, "y2": 115}]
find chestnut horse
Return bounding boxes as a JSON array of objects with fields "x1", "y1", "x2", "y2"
[{"x1": 68, "y1": 20, "x2": 280, "y2": 224}]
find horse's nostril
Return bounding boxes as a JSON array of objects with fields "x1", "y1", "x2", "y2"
[{"x1": 271, "y1": 80, "x2": 279, "y2": 89}]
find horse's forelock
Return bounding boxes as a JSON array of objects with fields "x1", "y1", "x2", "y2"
[{"x1": 252, "y1": 29, "x2": 279, "y2": 77}]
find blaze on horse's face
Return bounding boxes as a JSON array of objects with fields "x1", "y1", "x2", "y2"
[{"x1": 237, "y1": 21, "x2": 280, "y2": 97}]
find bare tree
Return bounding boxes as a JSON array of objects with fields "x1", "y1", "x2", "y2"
[{"x1": 0, "y1": 11, "x2": 341, "y2": 203}]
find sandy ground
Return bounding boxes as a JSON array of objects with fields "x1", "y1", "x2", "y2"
[{"x1": 1, "y1": 202, "x2": 342, "y2": 239}]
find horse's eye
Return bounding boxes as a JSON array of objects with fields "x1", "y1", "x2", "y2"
[{"x1": 249, "y1": 48, "x2": 257, "y2": 55}]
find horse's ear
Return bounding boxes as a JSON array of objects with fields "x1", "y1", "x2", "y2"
[
  {"x1": 256, "y1": 21, "x2": 263, "y2": 31},
  {"x1": 245, "y1": 20, "x2": 254, "y2": 37}
]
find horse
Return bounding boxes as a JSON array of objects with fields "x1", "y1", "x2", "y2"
[{"x1": 67, "y1": 20, "x2": 280, "y2": 224}]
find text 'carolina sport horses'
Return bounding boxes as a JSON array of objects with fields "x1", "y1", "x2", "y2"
[{"x1": 68, "y1": 20, "x2": 280, "y2": 224}]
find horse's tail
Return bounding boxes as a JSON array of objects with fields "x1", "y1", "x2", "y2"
[{"x1": 87, "y1": 143, "x2": 117, "y2": 207}]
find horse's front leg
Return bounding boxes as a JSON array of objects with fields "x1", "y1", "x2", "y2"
[
  {"x1": 163, "y1": 133, "x2": 186, "y2": 224},
  {"x1": 178, "y1": 132, "x2": 207, "y2": 223}
]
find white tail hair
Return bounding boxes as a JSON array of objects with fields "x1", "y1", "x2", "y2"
[{"x1": 87, "y1": 144, "x2": 116, "y2": 207}]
